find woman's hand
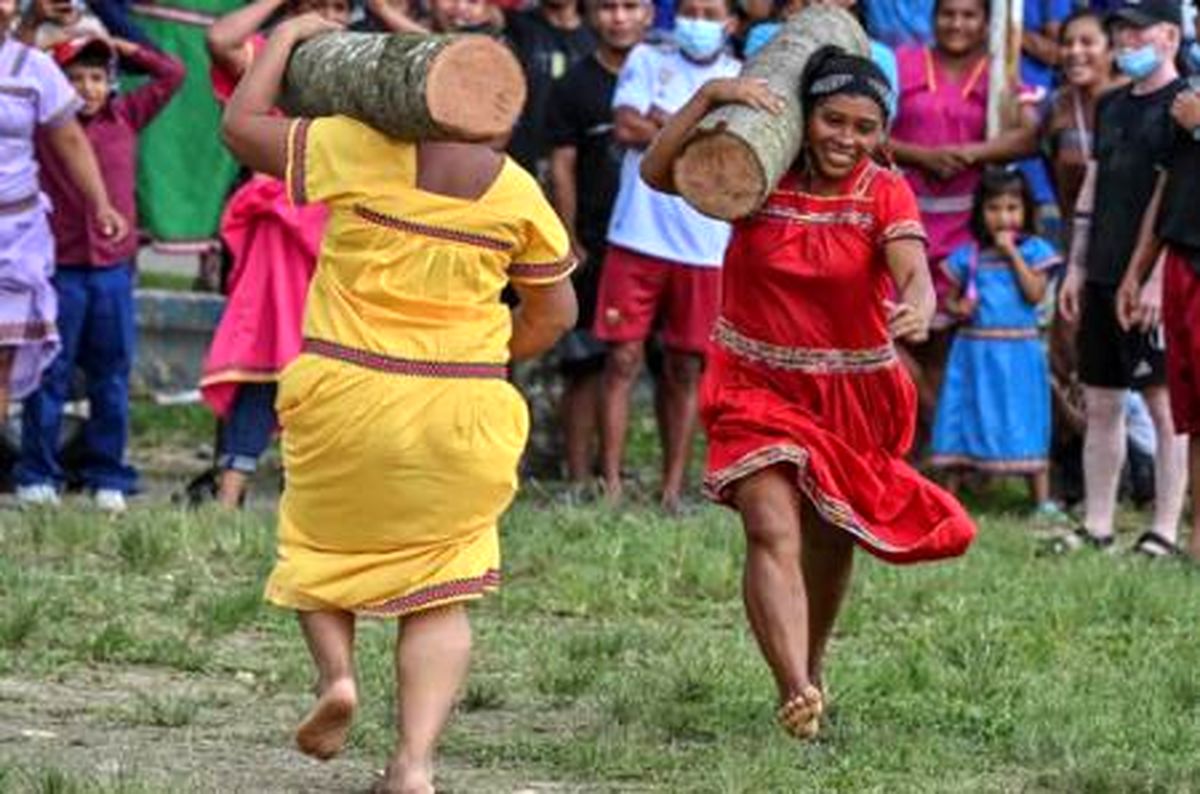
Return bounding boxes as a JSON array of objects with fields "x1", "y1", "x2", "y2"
[
  {"x1": 919, "y1": 147, "x2": 972, "y2": 180},
  {"x1": 273, "y1": 11, "x2": 344, "y2": 45},
  {"x1": 1057, "y1": 265, "x2": 1084, "y2": 325},
  {"x1": 700, "y1": 78, "x2": 786, "y2": 115},
  {"x1": 885, "y1": 299, "x2": 931, "y2": 344}
]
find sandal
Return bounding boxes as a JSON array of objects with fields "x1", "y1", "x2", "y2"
[
  {"x1": 1131, "y1": 531, "x2": 1183, "y2": 559},
  {"x1": 776, "y1": 685, "x2": 823, "y2": 740},
  {"x1": 1042, "y1": 527, "x2": 1115, "y2": 556}
]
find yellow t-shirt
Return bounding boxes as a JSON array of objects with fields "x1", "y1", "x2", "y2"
[{"x1": 284, "y1": 115, "x2": 574, "y2": 365}]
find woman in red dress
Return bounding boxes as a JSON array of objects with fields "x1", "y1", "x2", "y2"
[{"x1": 642, "y1": 47, "x2": 976, "y2": 739}]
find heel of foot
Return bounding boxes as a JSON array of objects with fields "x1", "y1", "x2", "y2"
[{"x1": 296, "y1": 679, "x2": 357, "y2": 761}]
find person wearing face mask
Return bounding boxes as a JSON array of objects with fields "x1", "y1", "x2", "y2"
[
  {"x1": 639, "y1": 46, "x2": 975, "y2": 740},
  {"x1": 593, "y1": 0, "x2": 740, "y2": 513},
  {"x1": 1057, "y1": 0, "x2": 1190, "y2": 557}
]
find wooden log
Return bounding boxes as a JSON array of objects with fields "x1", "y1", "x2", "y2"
[
  {"x1": 280, "y1": 32, "x2": 527, "y2": 141},
  {"x1": 672, "y1": 6, "x2": 870, "y2": 220}
]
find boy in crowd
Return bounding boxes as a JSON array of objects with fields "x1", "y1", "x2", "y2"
[
  {"x1": 595, "y1": 0, "x2": 739, "y2": 512},
  {"x1": 547, "y1": 0, "x2": 651, "y2": 486},
  {"x1": 15, "y1": 36, "x2": 184, "y2": 511},
  {"x1": 1117, "y1": 22, "x2": 1200, "y2": 559},
  {"x1": 505, "y1": 0, "x2": 597, "y2": 177},
  {"x1": 1058, "y1": 0, "x2": 1188, "y2": 555}
]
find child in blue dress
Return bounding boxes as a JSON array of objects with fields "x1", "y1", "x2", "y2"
[{"x1": 931, "y1": 167, "x2": 1063, "y2": 515}]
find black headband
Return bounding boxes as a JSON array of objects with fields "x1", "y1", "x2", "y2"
[{"x1": 801, "y1": 46, "x2": 893, "y2": 122}]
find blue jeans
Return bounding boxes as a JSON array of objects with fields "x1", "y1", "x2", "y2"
[
  {"x1": 218, "y1": 383, "x2": 277, "y2": 474},
  {"x1": 87, "y1": 0, "x2": 155, "y2": 48},
  {"x1": 16, "y1": 264, "x2": 138, "y2": 493}
]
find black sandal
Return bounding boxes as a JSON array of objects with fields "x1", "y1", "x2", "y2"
[
  {"x1": 1043, "y1": 527, "x2": 1115, "y2": 555},
  {"x1": 1131, "y1": 531, "x2": 1183, "y2": 559}
]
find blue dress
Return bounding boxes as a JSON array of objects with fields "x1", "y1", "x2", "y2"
[{"x1": 930, "y1": 237, "x2": 1061, "y2": 473}]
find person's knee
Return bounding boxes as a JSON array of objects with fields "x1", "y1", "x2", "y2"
[
  {"x1": 663, "y1": 351, "x2": 703, "y2": 387},
  {"x1": 606, "y1": 343, "x2": 644, "y2": 382},
  {"x1": 1084, "y1": 388, "x2": 1124, "y2": 425}
]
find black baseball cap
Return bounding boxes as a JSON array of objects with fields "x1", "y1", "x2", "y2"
[{"x1": 1108, "y1": 0, "x2": 1182, "y2": 29}]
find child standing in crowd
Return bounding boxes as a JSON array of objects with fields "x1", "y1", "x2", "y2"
[
  {"x1": 0, "y1": 0, "x2": 127, "y2": 450},
  {"x1": 200, "y1": 0, "x2": 349, "y2": 508},
  {"x1": 547, "y1": 0, "x2": 650, "y2": 486},
  {"x1": 15, "y1": 36, "x2": 183, "y2": 512},
  {"x1": 930, "y1": 168, "x2": 1063, "y2": 516},
  {"x1": 596, "y1": 0, "x2": 740, "y2": 512}
]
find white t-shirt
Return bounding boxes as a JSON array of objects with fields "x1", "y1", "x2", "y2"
[{"x1": 607, "y1": 42, "x2": 740, "y2": 268}]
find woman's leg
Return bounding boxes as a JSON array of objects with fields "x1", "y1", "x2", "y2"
[
  {"x1": 380, "y1": 604, "x2": 472, "y2": 794},
  {"x1": 295, "y1": 609, "x2": 358, "y2": 760},
  {"x1": 731, "y1": 465, "x2": 812, "y2": 703},
  {"x1": 798, "y1": 499, "x2": 854, "y2": 693},
  {"x1": 1082, "y1": 386, "x2": 1127, "y2": 540}
]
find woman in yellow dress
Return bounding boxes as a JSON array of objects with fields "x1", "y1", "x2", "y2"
[{"x1": 221, "y1": 15, "x2": 577, "y2": 794}]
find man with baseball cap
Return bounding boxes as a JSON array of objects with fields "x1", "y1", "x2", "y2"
[{"x1": 1056, "y1": 0, "x2": 1190, "y2": 556}]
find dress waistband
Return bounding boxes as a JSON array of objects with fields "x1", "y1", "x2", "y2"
[
  {"x1": 712, "y1": 318, "x2": 897, "y2": 374},
  {"x1": 0, "y1": 194, "x2": 39, "y2": 216},
  {"x1": 958, "y1": 327, "x2": 1039, "y2": 340},
  {"x1": 302, "y1": 338, "x2": 509, "y2": 379}
]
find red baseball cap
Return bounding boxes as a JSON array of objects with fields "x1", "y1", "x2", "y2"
[{"x1": 51, "y1": 36, "x2": 116, "y2": 68}]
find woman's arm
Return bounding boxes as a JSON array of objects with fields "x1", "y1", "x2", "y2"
[
  {"x1": 890, "y1": 140, "x2": 973, "y2": 180},
  {"x1": 640, "y1": 77, "x2": 784, "y2": 195},
  {"x1": 509, "y1": 279, "x2": 577, "y2": 360},
  {"x1": 960, "y1": 103, "x2": 1040, "y2": 164},
  {"x1": 206, "y1": 0, "x2": 288, "y2": 77},
  {"x1": 365, "y1": 0, "x2": 428, "y2": 33},
  {"x1": 221, "y1": 14, "x2": 342, "y2": 177},
  {"x1": 885, "y1": 238, "x2": 936, "y2": 343},
  {"x1": 996, "y1": 231, "x2": 1048, "y2": 304},
  {"x1": 549, "y1": 145, "x2": 583, "y2": 258},
  {"x1": 44, "y1": 120, "x2": 128, "y2": 241}
]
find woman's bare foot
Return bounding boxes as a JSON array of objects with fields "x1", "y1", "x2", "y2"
[
  {"x1": 776, "y1": 685, "x2": 823, "y2": 740},
  {"x1": 295, "y1": 677, "x2": 357, "y2": 760},
  {"x1": 374, "y1": 758, "x2": 434, "y2": 794}
]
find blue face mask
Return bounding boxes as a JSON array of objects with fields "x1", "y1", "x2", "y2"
[
  {"x1": 1116, "y1": 43, "x2": 1163, "y2": 81},
  {"x1": 675, "y1": 17, "x2": 726, "y2": 62}
]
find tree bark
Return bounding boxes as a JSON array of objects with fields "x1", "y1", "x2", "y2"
[
  {"x1": 672, "y1": 6, "x2": 869, "y2": 220},
  {"x1": 280, "y1": 32, "x2": 527, "y2": 141}
]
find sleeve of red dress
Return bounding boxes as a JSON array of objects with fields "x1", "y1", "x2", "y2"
[{"x1": 875, "y1": 171, "x2": 928, "y2": 247}]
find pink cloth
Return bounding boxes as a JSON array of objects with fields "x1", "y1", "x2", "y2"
[
  {"x1": 200, "y1": 175, "x2": 326, "y2": 418},
  {"x1": 892, "y1": 46, "x2": 988, "y2": 305}
]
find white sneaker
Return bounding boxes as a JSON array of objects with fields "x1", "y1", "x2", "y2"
[
  {"x1": 94, "y1": 489, "x2": 127, "y2": 514},
  {"x1": 15, "y1": 484, "x2": 60, "y2": 507}
]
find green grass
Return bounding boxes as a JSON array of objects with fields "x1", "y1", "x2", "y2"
[{"x1": 2, "y1": 499, "x2": 1199, "y2": 791}]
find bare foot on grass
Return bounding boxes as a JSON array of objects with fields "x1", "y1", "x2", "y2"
[
  {"x1": 374, "y1": 759, "x2": 434, "y2": 794},
  {"x1": 295, "y1": 677, "x2": 357, "y2": 760},
  {"x1": 776, "y1": 685, "x2": 823, "y2": 740}
]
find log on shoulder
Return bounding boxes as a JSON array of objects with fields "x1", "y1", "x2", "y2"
[
  {"x1": 672, "y1": 6, "x2": 869, "y2": 220},
  {"x1": 280, "y1": 32, "x2": 527, "y2": 141}
]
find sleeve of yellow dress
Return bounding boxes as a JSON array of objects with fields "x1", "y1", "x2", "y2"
[
  {"x1": 286, "y1": 115, "x2": 399, "y2": 207},
  {"x1": 509, "y1": 180, "x2": 577, "y2": 286}
]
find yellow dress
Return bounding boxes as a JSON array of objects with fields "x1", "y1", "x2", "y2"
[{"x1": 264, "y1": 116, "x2": 573, "y2": 616}]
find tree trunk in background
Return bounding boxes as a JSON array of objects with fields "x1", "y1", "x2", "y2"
[
  {"x1": 281, "y1": 32, "x2": 526, "y2": 141},
  {"x1": 672, "y1": 6, "x2": 869, "y2": 221}
]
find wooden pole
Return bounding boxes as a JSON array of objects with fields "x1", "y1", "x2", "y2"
[
  {"x1": 671, "y1": 5, "x2": 869, "y2": 221},
  {"x1": 986, "y1": 0, "x2": 1008, "y2": 138},
  {"x1": 280, "y1": 32, "x2": 527, "y2": 141}
]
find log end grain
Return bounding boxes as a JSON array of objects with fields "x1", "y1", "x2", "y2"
[
  {"x1": 425, "y1": 35, "x2": 527, "y2": 140},
  {"x1": 673, "y1": 131, "x2": 766, "y2": 221}
]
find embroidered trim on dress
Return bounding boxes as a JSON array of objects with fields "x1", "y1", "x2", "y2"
[
  {"x1": 928, "y1": 454, "x2": 1048, "y2": 474},
  {"x1": 712, "y1": 318, "x2": 896, "y2": 374},
  {"x1": 353, "y1": 205, "x2": 513, "y2": 252},
  {"x1": 0, "y1": 195, "x2": 38, "y2": 216},
  {"x1": 757, "y1": 205, "x2": 875, "y2": 229},
  {"x1": 0, "y1": 86, "x2": 37, "y2": 99},
  {"x1": 357, "y1": 569, "x2": 501, "y2": 616},
  {"x1": 958, "y1": 327, "x2": 1039, "y2": 340},
  {"x1": 881, "y1": 219, "x2": 927, "y2": 243},
  {"x1": 303, "y1": 337, "x2": 508, "y2": 379},
  {"x1": 703, "y1": 444, "x2": 903, "y2": 554},
  {"x1": 0, "y1": 321, "x2": 54, "y2": 342},
  {"x1": 288, "y1": 119, "x2": 312, "y2": 206},
  {"x1": 509, "y1": 256, "x2": 576, "y2": 282}
]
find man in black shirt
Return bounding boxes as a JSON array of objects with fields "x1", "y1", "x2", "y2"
[
  {"x1": 505, "y1": 0, "x2": 598, "y2": 179},
  {"x1": 1117, "y1": 63, "x2": 1200, "y2": 559},
  {"x1": 546, "y1": 0, "x2": 649, "y2": 484},
  {"x1": 1057, "y1": 0, "x2": 1189, "y2": 555}
]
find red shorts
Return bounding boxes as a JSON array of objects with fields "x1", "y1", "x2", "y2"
[
  {"x1": 592, "y1": 245, "x2": 721, "y2": 355},
  {"x1": 1164, "y1": 248, "x2": 1200, "y2": 435}
]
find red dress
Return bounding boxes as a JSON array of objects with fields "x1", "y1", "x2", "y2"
[{"x1": 701, "y1": 159, "x2": 976, "y2": 564}]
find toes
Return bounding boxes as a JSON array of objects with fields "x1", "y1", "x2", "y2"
[{"x1": 776, "y1": 685, "x2": 823, "y2": 740}]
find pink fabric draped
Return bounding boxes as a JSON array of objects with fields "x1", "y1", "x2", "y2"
[{"x1": 199, "y1": 175, "x2": 327, "y2": 418}]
